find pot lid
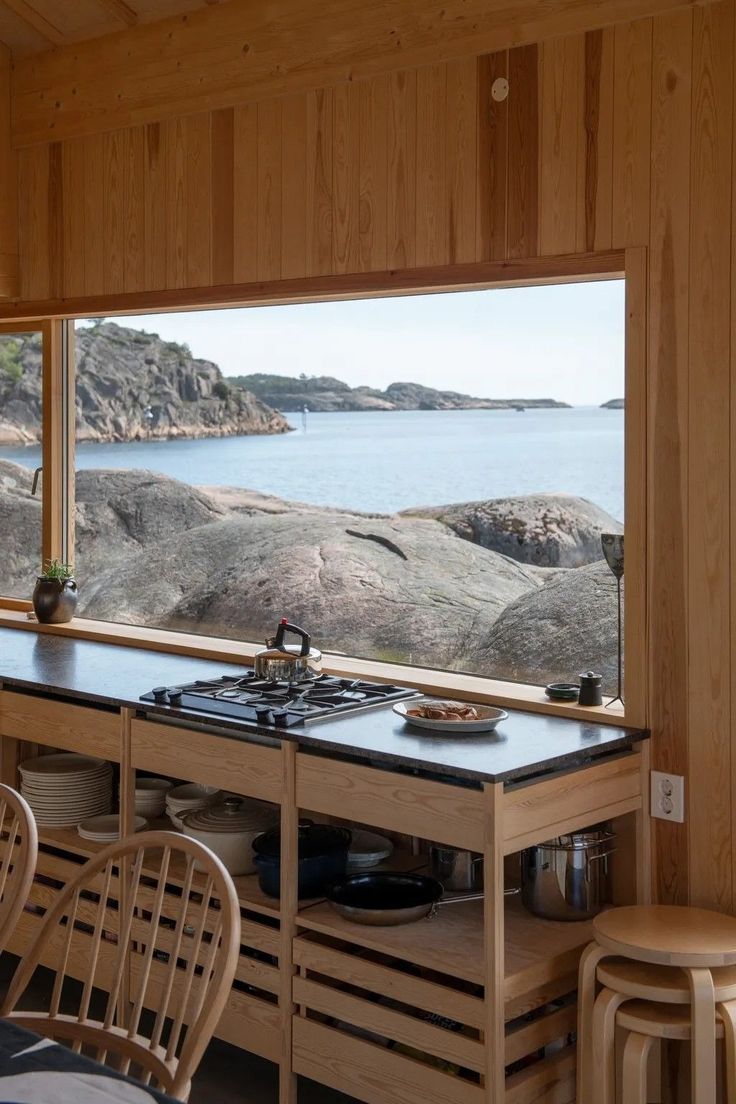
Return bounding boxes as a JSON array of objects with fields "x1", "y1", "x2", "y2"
[
  {"x1": 542, "y1": 829, "x2": 614, "y2": 850},
  {"x1": 253, "y1": 819, "x2": 351, "y2": 859},
  {"x1": 181, "y1": 796, "x2": 278, "y2": 834}
]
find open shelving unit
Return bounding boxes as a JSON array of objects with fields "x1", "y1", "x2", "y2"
[{"x1": 0, "y1": 687, "x2": 650, "y2": 1104}]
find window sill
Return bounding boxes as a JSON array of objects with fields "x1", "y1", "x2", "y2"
[{"x1": 0, "y1": 609, "x2": 629, "y2": 727}]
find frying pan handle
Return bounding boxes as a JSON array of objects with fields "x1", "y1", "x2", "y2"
[{"x1": 426, "y1": 887, "x2": 519, "y2": 918}]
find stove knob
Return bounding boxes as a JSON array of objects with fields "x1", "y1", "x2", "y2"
[
  {"x1": 167, "y1": 688, "x2": 183, "y2": 707},
  {"x1": 271, "y1": 709, "x2": 288, "y2": 727},
  {"x1": 254, "y1": 705, "x2": 272, "y2": 723},
  {"x1": 151, "y1": 686, "x2": 169, "y2": 704}
]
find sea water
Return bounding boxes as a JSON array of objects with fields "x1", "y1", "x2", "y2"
[{"x1": 0, "y1": 406, "x2": 624, "y2": 521}]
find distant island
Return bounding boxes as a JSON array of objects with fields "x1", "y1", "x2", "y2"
[
  {"x1": 601, "y1": 398, "x2": 624, "y2": 409},
  {"x1": 229, "y1": 373, "x2": 571, "y2": 413}
]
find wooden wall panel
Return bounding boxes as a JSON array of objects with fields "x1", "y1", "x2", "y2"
[
  {"x1": 611, "y1": 19, "x2": 653, "y2": 246},
  {"x1": 17, "y1": 143, "x2": 50, "y2": 300},
  {"x1": 0, "y1": 43, "x2": 17, "y2": 298},
  {"x1": 387, "y1": 69, "x2": 416, "y2": 270},
  {"x1": 687, "y1": 0, "x2": 734, "y2": 911},
  {"x1": 583, "y1": 28, "x2": 614, "y2": 251},
  {"x1": 538, "y1": 34, "x2": 586, "y2": 255},
  {"x1": 256, "y1": 99, "x2": 283, "y2": 282},
  {"x1": 446, "y1": 58, "x2": 478, "y2": 264},
  {"x1": 506, "y1": 44, "x2": 539, "y2": 258},
  {"x1": 306, "y1": 88, "x2": 334, "y2": 277},
  {"x1": 232, "y1": 105, "x2": 258, "y2": 284},
  {"x1": 357, "y1": 75, "x2": 388, "y2": 273},
  {"x1": 647, "y1": 5, "x2": 693, "y2": 905},
  {"x1": 476, "y1": 51, "x2": 508, "y2": 262}
]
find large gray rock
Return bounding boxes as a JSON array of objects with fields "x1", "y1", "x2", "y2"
[
  {"x1": 0, "y1": 323, "x2": 291, "y2": 445},
  {"x1": 78, "y1": 512, "x2": 545, "y2": 670},
  {"x1": 0, "y1": 460, "x2": 41, "y2": 594},
  {"x1": 478, "y1": 560, "x2": 621, "y2": 688},
  {"x1": 403, "y1": 494, "x2": 622, "y2": 567}
]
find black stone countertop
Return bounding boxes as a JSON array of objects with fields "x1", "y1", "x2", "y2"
[{"x1": 0, "y1": 628, "x2": 647, "y2": 786}]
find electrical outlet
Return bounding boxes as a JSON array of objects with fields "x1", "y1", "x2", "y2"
[{"x1": 650, "y1": 770, "x2": 685, "y2": 823}]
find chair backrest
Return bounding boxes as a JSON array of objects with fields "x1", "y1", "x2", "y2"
[
  {"x1": 0, "y1": 830, "x2": 241, "y2": 1102},
  {"x1": 0, "y1": 783, "x2": 38, "y2": 953}
]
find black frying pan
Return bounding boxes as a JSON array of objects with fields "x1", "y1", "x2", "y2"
[{"x1": 327, "y1": 872, "x2": 483, "y2": 926}]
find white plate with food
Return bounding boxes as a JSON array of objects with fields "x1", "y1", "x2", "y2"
[{"x1": 393, "y1": 698, "x2": 508, "y2": 733}]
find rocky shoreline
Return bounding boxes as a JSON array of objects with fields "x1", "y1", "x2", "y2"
[
  {"x1": 230, "y1": 373, "x2": 571, "y2": 413},
  {"x1": 0, "y1": 323, "x2": 291, "y2": 446},
  {"x1": 0, "y1": 461, "x2": 623, "y2": 686}
]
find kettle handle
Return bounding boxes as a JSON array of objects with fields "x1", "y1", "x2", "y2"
[{"x1": 273, "y1": 619, "x2": 311, "y2": 656}]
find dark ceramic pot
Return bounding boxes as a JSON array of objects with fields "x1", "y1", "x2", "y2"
[{"x1": 32, "y1": 577, "x2": 78, "y2": 624}]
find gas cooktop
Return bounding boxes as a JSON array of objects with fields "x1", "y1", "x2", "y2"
[{"x1": 140, "y1": 670, "x2": 417, "y2": 728}]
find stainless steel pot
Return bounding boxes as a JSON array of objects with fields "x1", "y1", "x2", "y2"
[
  {"x1": 429, "y1": 845, "x2": 483, "y2": 892},
  {"x1": 521, "y1": 829, "x2": 615, "y2": 921},
  {"x1": 254, "y1": 620, "x2": 322, "y2": 681}
]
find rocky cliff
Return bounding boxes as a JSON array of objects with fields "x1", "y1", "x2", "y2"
[
  {"x1": 231, "y1": 372, "x2": 571, "y2": 413},
  {"x1": 0, "y1": 324, "x2": 291, "y2": 445},
  {"x1": 601, "y1": 398, "x2": 624, "y2": 409}
]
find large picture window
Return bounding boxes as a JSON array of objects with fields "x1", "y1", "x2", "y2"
[{"x1": 0, "y1": 262, "x2": 640, "y2": 712}]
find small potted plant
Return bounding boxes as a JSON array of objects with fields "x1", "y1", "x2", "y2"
[{"x1": 33, "y1": 560, "x2": 78, "y2": 624}]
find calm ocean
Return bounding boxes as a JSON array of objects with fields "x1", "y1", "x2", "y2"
[{"x1": 0, "y1": 407, "x2": 624, "y2": 521}]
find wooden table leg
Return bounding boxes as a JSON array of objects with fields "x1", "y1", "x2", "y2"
[{"x1": 688, "y1": 967, "x2": 716, "y2": 1103}]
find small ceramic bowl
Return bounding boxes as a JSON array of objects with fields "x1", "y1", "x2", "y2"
[{"x1": 545, "y1": 682, "x2": 580, "y2": 702}]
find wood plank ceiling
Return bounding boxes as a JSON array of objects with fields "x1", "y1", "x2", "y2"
[{"x1": 0, "y1": 0, "x2": 227, "y2": 56}]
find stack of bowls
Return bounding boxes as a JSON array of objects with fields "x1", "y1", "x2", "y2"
[
  {"x1": 166, "y1": 783, "x2": 221, "y2": 829},
  {"x1": 132, "y1": 777, "x2": 173, "y2": 820}
]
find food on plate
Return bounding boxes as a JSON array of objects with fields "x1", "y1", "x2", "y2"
[{"x1": 406, "y1": 701, "x2": 480, "y2": 722}]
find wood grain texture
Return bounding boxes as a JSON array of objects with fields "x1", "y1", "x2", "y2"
[
  {"x1": 687, "y1": 0, "x2": 733, "y2": 912},
  {"x1": 583, "y1": 27, "x2": 614, "y2": 251},
  {"x1": 415, "y1": 64, "x2": 448, "y2": 267},
  {"x1": 445, "y1": 57, "x2": 478, "y2": 263},
  {"x1": 0, "y1": 44, "x2": 17, "y2": 297},
  {"x1": 306, "y1": 88, "x2": 333, "y2": 276},
  {"x1": 539, "y1": 34, "x2": 586, "y2": 255},
  {"x1": 647, "y1": 4, "x2": 693, "y2": 906},
  {"x1": 506, "y1": 44, "x2": 538, "y2": 258},
  {"x1": 476, "y1": 50, "x2": 508, "y2": 262},
  {"x1": 9, "y1": 0, "x2": 702, "y2": 146},
  {"x1": 357, "y1": 74, "x2": 388, "y2": 272},
  {"x1": 210, "y1": 107, "x2": 235, "y2": 286},
  {"x1": 612, "y1": 18, "x2": 653, "y2": 246},
  {"x1": 387, "y1": 69, "x2": 416, "y2": 269},
  {"x1": 256, "y1": 98, "x2": 282, "y2": 282}
]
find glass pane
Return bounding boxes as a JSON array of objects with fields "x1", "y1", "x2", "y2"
[
  {"x1": 73, "y1": 285, "x2": 624, "y2": 693},
  {"x1": 0, "y1": 330, "x2": 43, "y2": 599}
]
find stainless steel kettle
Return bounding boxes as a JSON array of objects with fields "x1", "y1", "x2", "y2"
[{"x1": 254, "y1": 620, "x2": 322, "y2": 681}]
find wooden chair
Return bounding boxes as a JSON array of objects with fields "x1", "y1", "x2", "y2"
[
  {"x1": 0, "y1": 783, "x2": 38, "y2": 953},
  {"x1": 0, "y1": 831, "x2": 240, "y2": 1102}
]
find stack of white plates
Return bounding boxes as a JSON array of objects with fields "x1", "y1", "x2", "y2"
[
  {"x1": 166, "y1": 783, "x2": 221, "y2": 830},
  {"x1": 78, "y1": 814, "x2": 147, "y2": 842},
  {"x1": 19, "y1": 753, "x2": 113, "y2": 828},
  {"x1": 347, "y1": 830, "x2": 394, "y2": 869},
  {"x1": 131, "y1": 776, "x2": 173, "y2": 819}
]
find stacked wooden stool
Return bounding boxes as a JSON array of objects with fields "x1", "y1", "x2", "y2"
[{"x1": 577, "y1": 905, "x2": 736, "y2": 1103}]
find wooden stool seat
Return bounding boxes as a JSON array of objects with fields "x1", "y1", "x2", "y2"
[
  {"x1": 592, "y1": 905, "x2": 736, "y2": 966},
  {"x1": 597, "y1": 958, "x2": 736, "y2": 1003},
  {"x1": 616, "y1": 997, "x2": 726, "y2": 1041}
]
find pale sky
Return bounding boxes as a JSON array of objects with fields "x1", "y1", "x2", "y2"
[{"x1": 83, "y1": 278, "x2": 625, "y2": 406}]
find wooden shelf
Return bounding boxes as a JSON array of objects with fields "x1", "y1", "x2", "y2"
[{"x1": 297, "y1": 893, "x2": 592, "y2": 991}]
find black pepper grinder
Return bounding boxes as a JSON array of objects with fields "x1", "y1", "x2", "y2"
[{"x1": 578, "y1": 671, "x2": 603, "y2": 707}]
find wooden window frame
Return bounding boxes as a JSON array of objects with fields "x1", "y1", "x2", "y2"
[{"x1": 0, "y1": 249, "x2": 646, "y2": 729}]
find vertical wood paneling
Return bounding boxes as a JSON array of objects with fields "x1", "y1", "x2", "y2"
[
  {"x1": 387, "y1": 69, "x2": 416, "y2": 269},
  {"x1": 232, "y1": 104, "x2": 258, "y2": 283},
  {"x1": 584, "y1": 28, "x2": 614, "y2": 251},
  {"x1": 446, "y1": 57, "x2": 478, "y2": 263},
  {"x1": 506, "y1": 44, "x2": 538, "y2": 259},
  {"x1": 0, "y1": 43, "x2": 17, "y2": 296},
  {"x1": 333, "y1": 82, "x2": 361, "y2": 274},
  {"x1": 281, "y1": 94, "x2": 308, "y2": 279},
  {"x1": 476, "y1": 51, "x2": 508, "y2": 262},
  {"x1": 612, "y1": 19, "x2": 653, "y2": 247},
  {"x1": 144, "y1": 122, "x2": 168, "y2": 291},
  {"x1": 539, "y1": 34, "x2": 586, "y2": 255},
  {"x1": 165, "y1": 117, "x2": 187, "y2": 289},
  {"x1": 358, "y1": 74, "x2": 388, "y2": 272},
  {"x1": 103, "y1": 131, "x2": 125, "y2": 294},
  {"x1": 184, "y1": 113, "x2": 212, "y2": 288},
  {"x1": 211, "y1": 108, "x2": 235, "y2": 286},
  {"x1": 61, "y1": 139, "x2": 85, "y2": 298},
  {"x1": 124, "y1": 128, "x2": 145, "y2": 294},
  {"x1": 648, "y1": 6, "x2": 693, "y2": 906},
  {"x1": 687, "y1": 0, "x2": 733, "y2": 912},
  {"x1": 306, "y1": 88, "x2": 334, "y2": 277},
  {"x1": 47, "y1": 142, "x2": 63, "y2": 299},
  {"x1": 415, "y1": 64, "x2": 447, "y2": 267},
  {"x1": 81, "y1": 133, "x2": 105, "y2": 297},
  {"x1": 18, "y1": 144, "x2": 50, "y2": 300},
  {"x1": 257, "y1": 99, "x2": 283, "y2": 282}
]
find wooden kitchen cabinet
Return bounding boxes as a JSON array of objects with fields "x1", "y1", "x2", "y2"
[{"x1": 0, "y1": 685, "x2": 650, "y2": 1104}]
